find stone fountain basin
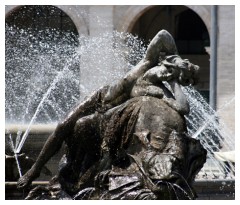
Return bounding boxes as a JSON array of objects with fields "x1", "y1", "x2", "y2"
[{"x1": 5, "y1": 125, "x2": 235, "y2": 200}]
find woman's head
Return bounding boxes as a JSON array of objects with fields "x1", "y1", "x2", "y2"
[{"x1": 163, "y1": 55, "x2": 199, "y2": 86}]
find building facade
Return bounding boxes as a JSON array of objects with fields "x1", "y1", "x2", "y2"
[{"x1": 5, "y1": 4, "x2": 235, "y2": 137}]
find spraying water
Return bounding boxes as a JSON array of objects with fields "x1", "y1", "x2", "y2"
[
  {"x1": 7, "y1": 133, "x2": 22, "y2": 177},
  {"x1": 183, "y1": 86, "x2": 235, "y2": 179},
  {"x1": 15, "y1": 61, "x2": 77, "y2": 154},
  {"x1": 5, "y1": 24, "x2": 146, "y2": 155},
  {"x1": 5, "y1": 24, "x2": 81, "y2": 125}
]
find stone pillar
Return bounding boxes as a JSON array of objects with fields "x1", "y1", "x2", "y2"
[
  {"x1": 89, "y1": 6, "x2": 113, "y2": 37},
  {"x1": 216, "y1": 5, "x2": 235, "y2": 149},
  {"x1": 79, "y1": 6, "x2": 125, "y2": 100}
]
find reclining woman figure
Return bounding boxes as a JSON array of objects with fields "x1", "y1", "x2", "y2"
[{"x1": 17, "y1": 30, "x2": 198, "y2": 194}]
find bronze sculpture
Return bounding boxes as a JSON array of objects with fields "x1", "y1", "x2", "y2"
[{"x1": 17, "y1": 30, "x2": 206, "y2": 200}]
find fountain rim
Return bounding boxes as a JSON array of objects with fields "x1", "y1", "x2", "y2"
[{"x1": 5, "y1": 123, "x2": 57, "y2": 134}]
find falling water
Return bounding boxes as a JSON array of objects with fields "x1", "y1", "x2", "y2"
[
  {"x1": 5, "y1": 24, "x2": 146, "y2": 155},
  {"x1": 7, "y1": 134, "x2": 22, "y2": 177},
  {"x1": 183, "y1": 86, "x2": 235, "y2": 179},
  {"x1": 15, "y1": 61, "x2": 77, "y2": 154},
  {"x1": 5, "y1": 24, "x2": 81, "y2": 125}
]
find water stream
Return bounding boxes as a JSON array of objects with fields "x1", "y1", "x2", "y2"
[{"x1": 183, "y1": 86, "x2": 235, "y2": 179}]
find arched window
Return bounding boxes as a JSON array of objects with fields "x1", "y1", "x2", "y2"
[
  {"x1": 175, "y1": 9, "x2": 210, "y2": 54},
  {"x1": 6, "y1": 5, "x2": 79, "y2": 36}
]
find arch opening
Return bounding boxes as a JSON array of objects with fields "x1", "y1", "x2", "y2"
[{"x1": 6, "y1": 5, "x2": 79, "y2": 42}]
